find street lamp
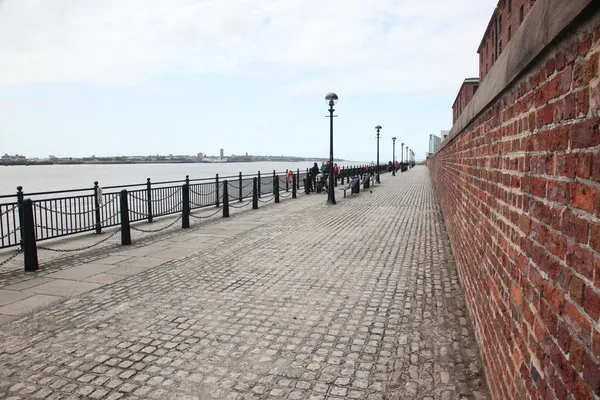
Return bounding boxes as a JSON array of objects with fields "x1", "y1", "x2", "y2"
[
  {"x1": 406, "y1": 147, "x2": 410, "y2": 168},
  {"x1": 325, "y1": 92, "x2": 338, "y2": 205},
  {"x1": 392, "y1": 137, "x2": 396, "y2": 176},
  {"x1": 400, "y1": 142, "x2": 404, "y2": 171},
  {"x1": 375, "y1": 125, "x2": 382, "y2": 183}
]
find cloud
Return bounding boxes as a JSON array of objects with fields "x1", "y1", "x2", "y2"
[{"x1": 0, "y1": 0, "x2": 496, "y2": 93}]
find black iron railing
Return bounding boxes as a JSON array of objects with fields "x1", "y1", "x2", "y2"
[{"x1": 0, "y1": 165, "x2": 393, "y2": 250}]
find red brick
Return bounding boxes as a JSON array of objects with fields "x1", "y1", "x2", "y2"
[
  {"x1": 562, "y1": 302, "x2": 592, "y2": 348},
  {"x1": 555, "y1": 153, "x2": 576, "y2": 178},
  {"x1": 520, "y1": 214, "x2": 531, "y2": 235},
  {"x1": 592, "y1": 151, "x2": 600, "y2": 181},
  {"x1": 570, "y1": 117, "x2": 600, "y2": 149},
  {"x1": 593, "y1": 329, "x2": 600, "y2": 360},
  {"x1": 575, "y1": 152, "x2": 593, "y2": 179},
  {"x1": 547, "y1": 180, "x2": 571, "y2": 205},
  {"x1": 576, "y1": 88, "x2": 590, "y2": 117},
  {"x1": 566, "y1": 242, "x2": 595, "y2": 280},
  {"x1": 582, "y1": 355, "x2": 600, "y2": 395},
  {"x1": 572, "y1": 183, "x2": 597, "y2": 213},
  {"x1": 590, "y1": 223, "x2": 600, "y2": 253},
  {"x1": 561, "y1": 210, "x2": 590, "y2": 244},
  {"x1": 543, "y1": 281, "x2": 566, "y2": 314},
  {"x1": 568, "y1": 275, "x2": 585, "y2": 306},
  {"x1": 573, "y1": 53, "x2": 599, "y2": 89},
  {"x1": 584, "y1": 286, "x2": 600, "y2": 321}
]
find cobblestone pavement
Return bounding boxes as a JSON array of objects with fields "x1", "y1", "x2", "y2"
[{"x1": 0, "y1": 167, "x2": 489, "y2": 400}]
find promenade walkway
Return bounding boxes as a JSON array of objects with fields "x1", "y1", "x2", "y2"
[{"x1": 0, "y1": 167, "x2": 489, "y2": 400}]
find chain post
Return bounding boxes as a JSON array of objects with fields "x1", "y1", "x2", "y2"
[
  {"x1": 252, "y1": 178, "x2": 258, "y2": 209},
  {"x1": 239, "y1": 172, "x2": 243, "y2": 202},
  {"x1": 182, "y1": 183, "x2": 190, "y2": 229},
  {"x1": 304, "y1": 178, "x2": 309, "y2": 194},
  {"x1": 292, "y1": 175, "x2": 297, "y2": 199},
  {"x1": 215, "y1": 174, "x2": 220, "y2": 208},
  {"x1": 16, "y1": 186, "x2": 24, "y2": 247},
  {"x1": 223, "y1": 180, "x2": 230, "y2": 218},
  {"x1": 94, "y1": 181, "x2": 102, "y2": 233},
  {"x1": 257, "y1": 171, "x2": 261, "y2": 198},
  {"x1": 297, "y1": 169, "x2": 300, "y2": 190},
  {"x1": 120, "y1": 190, "x2": 131, "y2": 245},
  {"x1": 146, "y1": 178, "x2": 153, "y2": 223},
  {"x1": 22, "y1": 198, "x2": 39, "y2": 272},
  {"x1": 274, "y1": 176, "x2": 280, "y2": 203}
]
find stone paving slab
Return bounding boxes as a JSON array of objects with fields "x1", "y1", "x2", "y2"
[
  {"x1": 0, "y1": 167, "x2": 489, "y2": 399},
  {"x1": 0, "y1": 294, "x2": 62, "y2": 316}
]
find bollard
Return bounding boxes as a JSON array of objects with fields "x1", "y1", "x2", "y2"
[
  {"x1": 120, "y1": 190, "x2": 131, "y2": 245},
  {"x1": 257, "y1": 171, "x2": 261, "y2": 198},
  {"x1": 297, "y1": 168, "x2": 301, "y2": 190},
  {"x1": 239, "y1": 172, "x2": 243, "y2": 202},
  {"x1": 22, "y1": 198, "x2": 39, "y2": 272},
  {"x1": 252, "y1": 178, "x2": 258, "y2": 209},
  {"x1": 215, "y1": 174, "x2": 220, "y2": 208},
  {"x1": 94, "y1": 181, "x2": 102, "y2": 233},
  {"x1": 292, "y1": 175, "x2": 297, "y2": 199},
  {"x1": 223, "y1": 180, "x2": 230, "y2": 218},
  {"x1": 274, "y1": 177, "x2": 280, "y2": 203},
  {"x1": 182, "y1": 183, "x2": 190, "y2": 229},
  {"x1": 16, "y1": 186, "x2": 24, "y2": 247},
  {"x1": 146, "y1": 178, "x2": 153, "y2": 223}
]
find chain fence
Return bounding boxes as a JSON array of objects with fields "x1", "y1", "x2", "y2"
[
  {"x1": 37, "y1": 228, "x2": 121, "y2": 253},
  {"x1": 129, "y1": 189, "x2": 182, "y2": 203},
  {"x1": 190, "y1": 187, "x2": 218, "y2": 197},
  {"x1": 0, "y1": 249, "x2": 21, "y2": 267},
  {"x1": 190, "y1": 207, "x2": 223, "y2": 219},
  {"x1": 1, "y1": 227, "x2": 20, "y2": 240},
  {"x1": 0, "y1": 205, "x2": 18, "y2": 218},
  {"x1": 130, "y1": 216, "x2": 183, "y2": 233},
  {"x1": 257, "y1": 195, "x2": 276, "y2": 204},
  {"x1": 229, "y1": 201, "x2": 253, "y2": 209}
]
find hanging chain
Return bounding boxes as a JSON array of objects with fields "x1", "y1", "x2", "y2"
[{"x1": 37, "y1": 229, "x2": 121, "y2": 253}]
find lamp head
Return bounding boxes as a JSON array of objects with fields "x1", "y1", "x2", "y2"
[{"x1": 325, "y1": 93, "x2": 338, "y2": 106}]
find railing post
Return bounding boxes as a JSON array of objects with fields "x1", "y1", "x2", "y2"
[
  {"x1": 285, "y1": 169, "x2": 289, "y2": 192},
  {"x1": 292, "y1": 175, "x2": 297, "y2": 199},
  {"x1": 274, "y1": 177, "x2": 280, "y2": 203},
  {"x1": 257, "y1": 171, "x2": 261, "y2": 198},
  {"x1": 304, "y1": 179, "x2": 309, "y2": 194},
  {"x1": 239, "y1": 172, "x2": 243, "y2": 202},
  {"x1": 222, "y1": 180, "x2": 230, "y2": 217},
  {"x1": 120, "y1": 190, "x2": 131, "y2": 245},
  {"x1": 22, "y1": 198, "x2": 38, "y2": 272},
  {"x1": 297, "y1": 169, "x2": 300, "y2": 190},
  {"x1": 146, "y1": 178, "x2": 153, "y2": 223},
  {"x1": 182, "y1": 183, "x2": 190, "y2": 229},
  {"x1": 215, "y1": 174, "x2": 220, "y2": 208},
  {"x1": 16, "y1": 186, "x2": 24, "y2": 247},
  {"x1": 252, "y1": 178, "x2": 258, "y2": 209},
  {"x1": 273, "y1": 170, "x2": 276, "y2": 181},
  {"x1": 94, "y1": 181, "x2": 102, "y2": 234},
  {"x1": 186, "y1": 175, "x2": 190, "y2": 185}
]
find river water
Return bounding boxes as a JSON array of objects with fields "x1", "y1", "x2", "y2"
[{"x1": 0, "y1": 161, "x2": 364, "y2": 196}]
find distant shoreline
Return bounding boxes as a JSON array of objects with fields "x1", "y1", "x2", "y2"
[{"x1": 2, "y1": 159, "x2": 347, "y2": 167}]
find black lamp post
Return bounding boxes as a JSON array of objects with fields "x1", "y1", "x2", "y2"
[
  {"x1": 401, "y1": 142, "x2": 404, "y2": 171},
  {"x1": 325, "y1": 93, "x2": 338, "y2": 205},
  {"x1": 375, "y1": 125, "x2": 381, "y2": 183},
  {"x1": 392, "y1": 137, "x2": 396, "y2": 176},
  {"x1": 406, "y1": 147, "x2": 410, "y2": 168}
]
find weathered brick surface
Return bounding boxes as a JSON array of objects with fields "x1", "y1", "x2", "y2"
[
  {"x1": 0, "y1": 169, "x2": 489, "y2": 399},
  {"x1": 429, "y1": 7, "x2": 600, "y2": 400}
]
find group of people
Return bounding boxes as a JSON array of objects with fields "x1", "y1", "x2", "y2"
[{"x1": 306, "y1": 161, "x2": 340, "y2": 194}]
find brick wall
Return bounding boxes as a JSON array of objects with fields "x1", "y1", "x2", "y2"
[{"x1": 429, "y1": 3, "x2": 600, "y2": 399}]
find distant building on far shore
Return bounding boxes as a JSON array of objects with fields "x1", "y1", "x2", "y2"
[{"x1": 220, "y1": 149, "x2": 224, "y2": 159}]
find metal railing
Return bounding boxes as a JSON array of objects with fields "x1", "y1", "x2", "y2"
[{"x1": 0, "y1": 165, "x2": 388, "y2": 250}]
